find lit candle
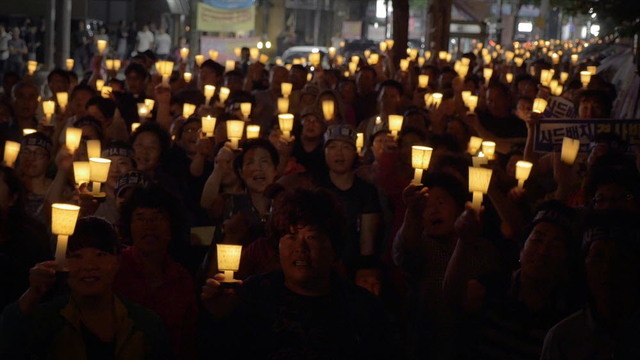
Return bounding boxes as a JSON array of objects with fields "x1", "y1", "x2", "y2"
[
  {"x1": 51, "y1": 203, "x2": 81, "y2": 270},
  {"x1": 144, "y1": 99, "x2": 155, "y2": 112},
  {"x1": 348, "y1": 62, "x2": 357, "y2": 75},
  {"x1": 3, "y1": 141, "x2": 20, "y2": 168},
  {"x1": 113, "y1": 59, "x2": 121, "y2": 72},
  {"x1": 540, "y1": 69, "x2": 551, "y2": 86},
  {"x1": 278, "y1": 114, "x2": 294, "y2": 141},
  {"x1": 467, "y1": 136, "x2": 483, "y2": 155},
  {"x1": 184, "y1": 72, "x2": 192, "y2": 83},
  {"x1": 328, "y1": 47, "x2": 336, "y2": 58},
  {"x1": 560, "y1": 137, "x2": 580, "y2": 165},
  {"x1": 27, "y1": 60, "x2": 37, "y2": 75},
  {"x1": 225, "y1": 60, "x2": 235, "y2": 73},
  {"x1": 281, "y1": 82, "x2": 292, "y2": 98},
  {"x1": 532, "y1": 98, "x2": 548, "y2": 114},
  {"x1": 89, "y1": 158, "x2": 111, "y2": 196},
  {"x1": 277, "y1": 97, "x2": 289, "y2": 114},
  {"x1": 202, "y1": 116, "x2": 217, "y2": 137},
  {"x1": 431, "y1": 93, "x2": 443, "y2": 109},
  {"x1": 56, "y1": 92, "x2": 68, "y2": 112},
  {"x1": 481, "y1": 141, "x2": 496, "y2": 160},
  {"x1": 204, "y1": 85, "x2": 216, "y2": 105},
  {"x1": 155, "y1": 61, "x2": 174, "y2": 85},
  {"x1": 322, "y1": 99, "x2": 335, "y2": 121},
  {"x1": 96, "y1": 40, "x2": 107, "y2": 54},
  {"x1": 73, "y1": 161, "x2": 91, "y2": 186},
  {"x1": 246, "y1": 125, "x2": 260, "y2": 139},
  {"x1": 180, "y1": 47, "x2": 189, "y2": 61},
  {"x1": 587, "y1": 65, "x2": 597, "y2": 75},
  {"x1": 515, "y1": 160, "x2": 533, "y2": 189},
  {"x1": 306, "y1": 73, "x2": 313, "y2": 82},
  {"x1": 467, "y1": 95, "x2": 478, "y2": 113},
  {"x1": 514, "y1": 57, "x2": 524, "y2": 67},
  {"x1": 42, "y1": 100, "x2": 55, "y2": 125},
  {"x1": 86, "y1": 140, "x2": 101, "y2": 159},
  {"x1": 226, "y1": 120, "x2": 245, "y2": 149},
  {"x1": 356, "y1": 133, "x2": 364, "y2": 154},
  {"x1": 259, "y1": 54, "x2": 269, "y2": 64},
  {"x1": 368, "y1": 53, "x2": 379, "y2": 65},
  {"x1": 580, "y1": 71, "x2": 591, "y2": 88},
  {"x1": 417, "y1": 57, "x2": 425, "y2": 67},
  {"x1": 571, "y1": 54, "x2": 578, "y2": 65},
  {"x1": 468, "y1": 166, "x2": 493, "y2": 210},
  {"x1": 182, "y1": 103, "x2": 196, "y2": 119},
  {"x1": 560, "y1": 71, "x2": 569, "y2": 84},
  {"x1": 219, "y1": 87, "x2": 231, "y2": 104},
  {"x1": 505, "y1": 50, "x2": 514, "y2": 63},
  {"x1": 95, "y1": 79, "x2": 104, "y2": 92},
  {"x1": 461, "y1": 91, "x2": 471, "y2": 107},
  {"x1": 216, "y1": 244, "x2": 242, "y2": 282},
  {"x1": 438, "y1": 51, "x2": 448, "y2": 60},
  {"x1": 388, "y1": 115, "x2": 404, "y2": 138},
  {"x1": 137, "y1": 103, "x2": 149, "y2": 120},
  {"x1": 240, "y1": 102, "x2": 252, "y2": 120},
  {"x1": 505, "y1": 73, "x2": 513, "y2": 83},
  {"x1": 131, "y1": 122, "x2": 141, "y2": 132},
  {"x1": 195, "y1": 55, "x2": 205, "y2": 67},
  {"x1": 351, "y1": 55, "x2": 359, "y2": 64},
  {"x1": 385, "y1": 39, "x2": 394, "y2": 50},
  {"x1": 308, "y1": 53, "x2": 321, "y2": 66},
  {"x1": 209, "y1": 50, "x2": 219, "y2": 60},
  {"x1": 411, "y1": 146, "x2": 433, "y2": 185},
  {"x1": 483, "y1": 68, "x2": 493, "y2": 84},
  {"x1": 249, "y1": 48, "x2": 259, "y2": 60},
  {"x1": 399, "y1": 59, "x2": 409, "y2": 71},
  {"x1": 65, "y1": 128, "x2": 83, "y2": 154},
  {"x1": 365, "y1": 50, "x2": 372, "y2": 58},
  {"x1": 22, "y1": 128, "x2": 36, "y2": 136},
  {"x1": 379, "y1": 41, "x2": 387, "y2": 52},
  {"x1": 418, "y1": 75, "x2": 429, "y2": 88},
  {"x1": 234, "y1": 47, "x2": 242, "y2": 58},
  {"x1": 104, "y1": 59, "x2": 113, "y2": 71},
  {"x1": 66, "y1": 58, "x2": 74, "y2": 71}
]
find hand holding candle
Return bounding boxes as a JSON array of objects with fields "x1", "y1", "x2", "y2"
[
  {"x1": 3, "y1": 141, "x2": 20, "y2": 168},
  {"x1": 411, "y1": 146, "x2": 433, "y2": 185},
  {"x1": 468, "y1": 166, "x2": 492, "y2": 210},
  {"x1": 515, "y1": 160, "x2": 533, "y2": 189},
  {"x1": 217, "y1": 244, "x2": 242, "y2": 282},
  {"x1": 51, "y1": 203, "x2": 81, "y2": 270}
]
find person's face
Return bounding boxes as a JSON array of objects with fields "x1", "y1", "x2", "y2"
[
  {"x1": 520, "y1": 221, "x2": 568, "y2": 280},
  {"x1": 130, "y1": 207, "x2": 172, "y2": 255},
  {"x1": 72, "y1": 90, "x2": 93, "y2": 119},
  {"x1": 12, "y1": 85, "x2": 39, "y2": 119},
  {"x1": 325, "y1": 140, "x2": 356, "y2": 174},
  {"x1": 178, "y1": 121, "x2": 201, "y2": 155},
  {"x1": 18, "y1": 145, "x2": 50, "y2": 178},
  {"x1": 592, "y1": 183, "x2": 636, "y2": 212},
  {"x1": 86, "y1": 105, "x2": 108, "y2": 128},
  {"x1": 371, "y1": 132, "x2": 394, "y2": 160},
  {"x1": 289, "y1": 69, "x2": 307, "y2": 90},
  {"x1": 422, "y1": 187, "x2": 461, "y2": 238},
  {"x1": 48, "y1": 74, "x2": 70, "y2": 95},
  {"x1": 301, "y1": 115, "x2": 325, "y2": 139},
  {"x1": 125, "y1": 72, "x2": 146, "y2": 95},
  {"x1": 11, "y1": 27, "x2": 20, "y2": 39},
  {"x1": 486, "y1": 88, "x2": 510, "y2": 116},
  {"x1": 199, "y1": 67, "x2": 219, "y2": 89},
  {"x1": 133, "y1": 131, "x2": 162, "y2": 172},
  {"x1": 585, "y1": 239, "x2": 640, "y2": 305},
  {"x1": 356, "y1": 70, "x2": 375, "y2": 94},
  {"x1": 579, "y1": 98, "x2": 607, "y2": 119},
  {"x1": 270, "y1": 67, "x2": 289, "y2": 90},
  {"x1": 106, "y1": 155, "x2": 134, "y2": 189},
  {"x1": 515, "y1": 99, "x2": 533, "y2": 122},
  {"x1": 379, "y1": 86, "x2": 400, "y2": 113},
  {"x1": 240, "y1": 147, "x2": 277, "y2": 194},
  {"x1": 279, "y1": 225, "x2": 335, "y2": 293},
  {"x1": 66, "y1": 247, "x2": 119, "y2": 297},
  {"x1": 339, "y1": 82, "x2": 357, "y2": 104}
]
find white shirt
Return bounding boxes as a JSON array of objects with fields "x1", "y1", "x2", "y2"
[
  {"x1": 136, "y1": 30, "x2": 154, "y2": 52},
  {"x1": 155, "y1": 33, "x2": 171, "y2": 55}
]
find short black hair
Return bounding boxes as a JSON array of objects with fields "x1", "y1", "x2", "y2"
[
  {"x1": 201, "y1": 59, "x2": 224, "y2": 78},
  {"x1": 86, "y1": 96, "x2": 116, "y2": 119},
  {"x1": 130, "y1": 121, "x2": 171, "y2": 162},
  {"x1": 125, "y1": 62, "x2": 148, "y2": 79},
  {"x1": 233, "y1": 138, "x2": 279, "y2": 178},
  {"x1": 378, "y1": 79, "x2": 403, "y2": 96},
  {"x1": 70, "y1": 84, "x2": 96, "y2": 101},
  {"x1": 578, "y1": 89, "x2": 613, "y2": 118},
  {"x1": 268, "y1": 188, "x2": 347, "y2": 256},
  {"x1": 422, "y1": 172, "x2": 468, "y2": 210},
  {"x1": 47, "y1": 68, "x2": 70, "y2": 84},
  {"x1": 67, "y1": 216, "x2": 119, "y2": 255}
]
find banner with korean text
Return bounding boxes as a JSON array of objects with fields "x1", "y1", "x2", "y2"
[
  {"x1": 534, "y1": 118, "x2": 640, "y2": 153},
  {"x1": 197, "y1": 0, "x2": 255, "y2": 32}
]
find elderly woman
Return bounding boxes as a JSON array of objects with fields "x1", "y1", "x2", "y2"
[
  {"x1": 115, "y1": 184, "x2": 197, "y2": 359},
  {"x1": 0, "y1": 217, "x2": 169, "y2": 359},
  {"x1": 200, "y1": 188, "x2": 393, "y2": 359}
]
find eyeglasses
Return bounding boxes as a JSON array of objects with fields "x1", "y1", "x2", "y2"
[
  {"x1": 132, "y1": 212, "x2": 168, "y2": 224},
  {"x1": 19, "y1": 149, "x2": 49, "y2": 160},
  {"x1": 183, "y1": 127, "x2": 201, "y2": 134}
]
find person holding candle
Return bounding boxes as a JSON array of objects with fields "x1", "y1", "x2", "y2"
[
  {"x1": 0, "y1": 165, "x2": 50, "y2": 311},
  {"x1": 0, "y1": 216, "x2": 170, "y2": 359},
  {"x1": 444, "y1": 200, "x2": 581, "y2": 359},
  {"x1": 92, "y1": 141, "x2": 137, "y2": 224},
  {"x1": 200, "y1": 142, "x2": 243, "y2": 223},
  {"x1": 291, "y1": 108, "x2": 329, "y2": 180},
  {"x1": 115, "y1": 185, "x2": 197, "y2": 359},
  {"x1": 200, "y1": 188, "x2": 393, "y2": 359},
  {"x1": 357, "y1": 80, "x2": 404, "y2": 147},
  {"x1": 16, "y1": 132, "x2": 52, "y2": 225},
  {"x1": 86, "y1": 96, "x2": 129, "y2": 143},
  {"x1": 0, "y1": 82, "x2": 39, "y2": 145},
  {"x1": 46, "y1": 69, "x2": 71, "y2": 96},
  {"x1": 394, "y1": 172, "x2": 479, "y2": 359}
]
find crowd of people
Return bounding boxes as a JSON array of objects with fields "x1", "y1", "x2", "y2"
[{"x1": 0, "y1": 33, "x2": 639, "y2": 360}]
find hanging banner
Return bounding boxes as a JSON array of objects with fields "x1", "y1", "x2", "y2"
[
  {"x1": 203, "y1": 0, "x2": 254, "y2": 9},
  {"x1": 533, "y1": 118, "x2": 640, "y2": 153},
  {"x1": 197, "y1": 2, "x2": 255, "y2": 32}
]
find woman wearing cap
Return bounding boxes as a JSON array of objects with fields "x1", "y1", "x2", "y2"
[
  {"x1": 444, "y1": 200, "x2": 582, "y2": 359},
  {"x1": 0, "y1": 217, "x2": 170, "y2": 359},
  {"x1": 16, "y1": 132, "x2": 53, "y2": 225},
  {"x1": 320, "y1": 124, "x2": 383, "y2": 296}
]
